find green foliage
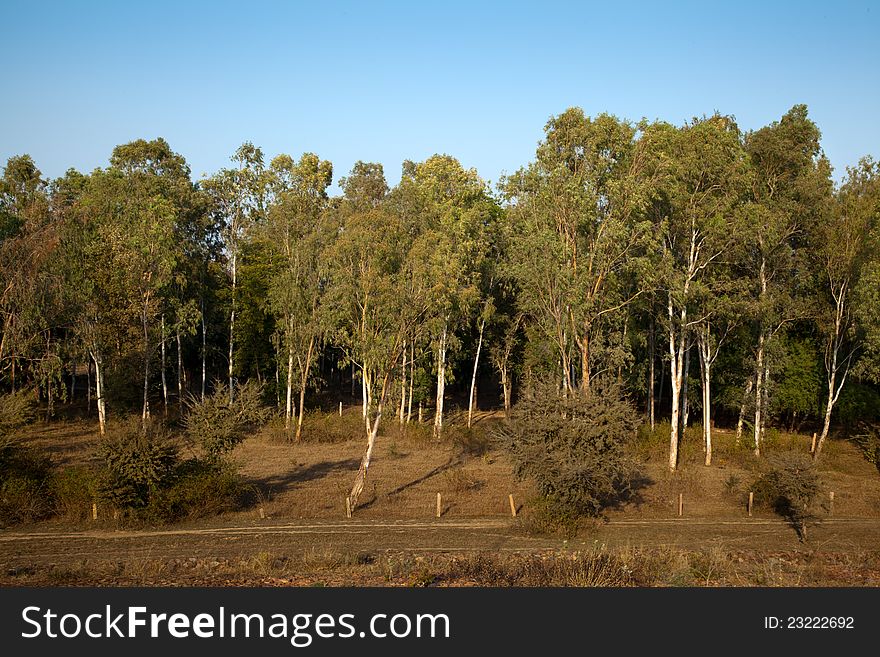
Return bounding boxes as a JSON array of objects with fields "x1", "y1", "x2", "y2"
[
  {"x1": 496, "y1": 379, "x2": 639, "y2": 526},
  {"x1": 0, "y1": 444, "x2": 54, "y2": 526},
  {"x1": 184, "y1": 381, "x2": 270, "y2": 461},
  {"x1": 0, "y1": 390, "x2": 36, "y2": 458},
  {"x1": 752, "y1": 451, "x2": 822, "y2": 539},
  {"x1": 97, "y1": 420, "x2": 179, "y2": 508},
  {"x1": 145, "y1": 459, "x2": 248, "y2": 523}
]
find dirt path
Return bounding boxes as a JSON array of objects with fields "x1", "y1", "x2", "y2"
[{"x1": 2, "y1": 517, "x2": 878, "y2": 567}]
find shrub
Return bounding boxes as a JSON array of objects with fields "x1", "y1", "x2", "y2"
[
  {"x1": 184, "y1": 381, "x2": 270, "y2": 460},
  {"x1": 144, "y1": 459, "x2": 249, "y2": 523},
  {"x1": 51, "y1": 467, "x2": 100, "y2": 520},
  {"x1": 97, "y1": 419, "x2": 179, "y2": 509},
  {"x1": 852, "y1": 423, "x2": 880, "y2": 471},
  {"x1": 752, "y1": 451, "x2": 822, "y2": 540},
  {"x1": 495, "y1": 378, "x2": 639, "y2": 529},
  {"x1": 0, "y1": 445, "x2": 53, "y2": 526}
]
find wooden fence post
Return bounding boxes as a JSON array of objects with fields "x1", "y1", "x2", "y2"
[
  {"x1": 509, "y1": 494, "x2": 517, "y2": 517},
  {"x1": 436, "y1": 492, "x2": 442, "y2": 518},
  {"x1": 339, "y1": 401, "x2": 343, "y2": 417},
  {"x1": 91, "y1": 502, "x2": 97, "y2": 521},
  {"x1": 678, "y1": 493, "x2": 683, "y2": 517},
  {"x1": 748, "y1": 491, "x2": 753, "y2": 517},
  {"x1": 810, "y1": 432, "x2": 817, "y2": 454},
  {"x1": 829, "y1": 491, "x2": 834, "y2": 515}
]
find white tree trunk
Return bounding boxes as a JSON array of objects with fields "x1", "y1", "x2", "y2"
[
  {"x1": 228, "y1": 252, "x2": 237, "y2": 403},
  {"x1": 399, "y1": 339, "x2": 407, "y2": 426},
  {"x1": 160, "y1": 315, "x2": 168, "y2": 416},
  {"x1": 285, "y1": 330, "x2": 294, "y2": 434},
  {"x1": 434, "y1": 321, "x2": 448, "y2": 439},
  {"x1": 295, "y1": 335, "x2": 315, "y2": 442},
  {"x1": 176, "y1": 329, "x2": 184, "y2": 408},
  {"x1": 753, "y1": 332, "x2": 765, "y2": 457},
  {"x1": 406, "y1": 341, "x2": 414, "y2": 423},
  {"x1": 91, "y1": 350, "x2": 106, "y2": 436},
  {"x1": 735, "y1": 377, "x2": 754, "y2": 444},
  {"x1": 467, "y1": 319, "x2": 485, "y2": 429}
]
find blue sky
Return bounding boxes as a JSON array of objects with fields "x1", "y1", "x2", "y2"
[{"x1": 2, "y1": 0, "x2": 878, "y2": 191}]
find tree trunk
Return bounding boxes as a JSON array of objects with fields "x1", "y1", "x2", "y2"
[
  {"x1": 735, "y1": 377, "x2": 753, "y2": 444},
  {"x1": 698, "y1": 330, "x2": 712, "y2": 466},
  {"x1": 753, "y1": 332, "x2": 765, "y2": 457},
  {"x1": 295, "y1": 335, "x2": 315, "y2": 442},
  {"x1": 434, "y1": 321, "x2": 448, "y2": 439},
  {"x1": 91, "y1": 350, "x2": 106, "y2": 436},
  {"x1": 648, "y1": 319, "x2": 655, "y2": 431},
  {"x1": 406, "y1": 341, "x2": 414, "y2": 423},
  {"x1": 86, "y1": 356, "x2": 92, "y2": 413},
  {"x1": 200, "y1": 297, "x2": 207, "y2": 402},
  {"x1": 176, "y1": 329, "x2": 183, "y2": 409},
  {"x1": 682, "y1": 337, "x2": 691, "y2": 431},
  {"x1": 228, "y1": 252, "x2": 237, "y2": 403},
  {"x1": 349, "y1": 368, "x2": 394, "y2": 512},
  {"x1": 399, "y1": 339, "x2": 407, "y2": 426},
  {"x1": 160, "y1": 315, "x2": 168, "y2": 416},
  {"x1": 70, "y1": 357, "x2": 76, "y2": 403},
  {"x1": 142, "y1": 305, "x2": 151, "y2": 428},
  {"x1": 285, "y1": 318, "x2": 294, "y2": 435},
  {"x1": 467, "y1": 319, "x2": 485, "y2": 429},
  {"x1": 668, "y1": 293, "x2": 685, "y2": 471}
]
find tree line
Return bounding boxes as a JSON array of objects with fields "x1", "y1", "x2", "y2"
[{"x1": 1, "y1": 105, "x2": 878, "y2": 506}]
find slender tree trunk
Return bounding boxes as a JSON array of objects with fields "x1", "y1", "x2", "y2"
[
  {"x1": 668, "y1": 292, "x2": 685, "y2": 471},
  {"x1": 295, "y1": 335, "x2": 315, "y2": 442},
  {"x1": 735, "y1": 377, "x2": 753, "y2": 444},
  {"x1": 753, "y1": 332, "x2": 765, "y2": 457},
  {"x1": 285, "y1": 318, "x2": 294, "y2": 434},
  {"x1": 142, "y1": 305, "x2": 151, "y2": 428},
  {"x1": 91, "y1": 350, "x2": 105, "y2": 436},
  {"x1": 467, "y1": 319, "x2": 485, "y2": 429},
  {"x1": 228, "y1": 252, "x2": 237, "y2": 402},
  {"x1": 648, "y1": 319, "x2": 655, "y2": 431},
  {"x1": 682, "y1": 336, "x2": 691, "y2": 431},
  {"x1": 349, "y1": 369, "x2": 393, "y2": 512},
  {"x1": 434, "y1": 321, "x2": 448, "y2": 439},
  {"x1": 698, "y1": 329, "x2": 712, "y2": 466},
  {"x1": 200, "y1": 298, "x2": 206, "y2": 402},
  {"x1": 160, "y1": 315, "x2": 168, "y2": 416},
  {"x1": 86, "y1": 356, "x2": 92, "y2": 413},
  {"x1": 361, "y1": 367, "x2": 367, "y2": 420},
  {"x1": 176, "y1": 329, "x2": 183, "y2": 409},
  {"x1": 815, "y1": 302, "x2": 849, "y2": 460},
  {"x1": 399, "y1": 339, "x2": 407, "y2": 426},
  {"x1": 501, "y1": 360, "x2": 511, "y2": 416},
  {"x1": 406, "y1": 341, "x2": 414, "y2": 423},
  {"x1": 70, "y1": 357, "x2": 76, "y2": 403}
]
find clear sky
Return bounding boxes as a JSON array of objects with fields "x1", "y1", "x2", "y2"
[{"x1": 2, "y1": 0, "x2": 878, "y2": 191}]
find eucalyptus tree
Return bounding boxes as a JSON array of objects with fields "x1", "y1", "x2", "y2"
[
  {"x1": 811, "y1": 158, "x2": 879, "y2": 460},
  {"x1": 324, "y1": 201, "x2": 429, "y2": 511},
  {"x1": 0, "y1": 155, "x2": 68, "y2": 409},
  {"x1": 202, "y1": 143, "x2": 267, "y2": 401},
  {"x1": 503, "y1": 109, "x2": 655, "y2": 397},
  {"x1": 261, "y1": 152, "x2": 332, "y2": 439},
  {"x1": 646, "y1": 115, "x2": 750, "y2": 471},
  {"x1": 741, "y1": 105, "x2": 832, "y2": 455},
  {"x1": 398, "y1": 155, "x2": 490, "y2": 438}
]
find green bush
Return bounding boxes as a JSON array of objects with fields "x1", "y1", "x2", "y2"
[
  {"x1": 496, "y1": 378, "x2": 639, "y2": 529},
  {"x1": 184, "y1": 381, "x2": 270, "y2": 460},
  {"x1": 752, "y1": 451, "x2": 822, "y2": 540},
  {"x1": 143, "y1": 459, "x2": 249, "y2": 523},
  {"x1": 51, "y1": 467, "x2": 99, "y2": 520},
  {"x1": 0, "y1": 445, "x2": 53, "y2": 526},
  {"x1": 97, "y1": 419, "x2": 179, "y2": 508}
]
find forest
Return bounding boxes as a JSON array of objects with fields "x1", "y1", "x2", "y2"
[{"x1": 1, "y1": 104, "x2": 879, "y2": 514}]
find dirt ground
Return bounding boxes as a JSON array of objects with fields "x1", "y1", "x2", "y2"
[{"x1": 3, "y1": 410, "x2": 880, "y2": 586}]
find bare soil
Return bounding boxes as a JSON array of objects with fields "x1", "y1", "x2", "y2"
[{"x1": 3, "y1": 410, "x2": 880, "y2": 586}]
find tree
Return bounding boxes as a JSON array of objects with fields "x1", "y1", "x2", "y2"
[
  {"x1": 811, "y1": 158, "x2": 879, "y2": 459},
  {"x1": 202, "y1": 143, "x2": 266, "y2": 402},
  {"x1": 646, "y1": 115, "x2": 750, "y2": 471},
  {"x1": 261, "y1": 152, "x2": 332, "y2": 439},
  {"x1": 503, "y1": 109, "x2": 655, "y2": 398}
]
